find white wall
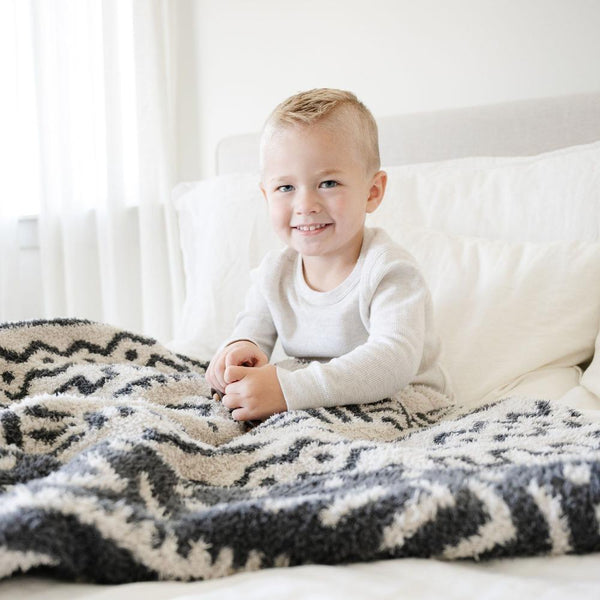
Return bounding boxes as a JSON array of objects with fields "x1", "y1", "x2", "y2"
[{"x1": 176, "y1": 0, "x2": 600, "y2": 179}]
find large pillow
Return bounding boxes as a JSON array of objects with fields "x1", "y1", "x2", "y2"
[
  {"x1": 371, "y1": 141, "x2": 600, "y2": 243},
  {"x1": 394, "y1": 228, "x2": 600, "y2": 406},
  {"x1": 170, "y1": 177, "x2": 282, "y2": 360}
]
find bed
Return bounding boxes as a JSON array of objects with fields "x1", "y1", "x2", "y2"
[{"x1": 1, "y1": 92, "x2": 600, "y2": 599}]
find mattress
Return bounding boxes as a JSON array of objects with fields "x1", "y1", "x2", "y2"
[{"x1": 4, "y1": 554, "x2": 600, "y2": 600}]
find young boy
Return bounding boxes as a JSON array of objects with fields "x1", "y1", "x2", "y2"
[{"x1": 206, "y1": 88, "x2": 450, "y2": 422}]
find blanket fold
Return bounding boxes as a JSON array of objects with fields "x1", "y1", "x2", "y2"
[{"x1": 0, "y1": 319, "x2": 599, "y2": 582}]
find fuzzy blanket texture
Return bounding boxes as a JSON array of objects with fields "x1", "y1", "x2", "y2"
[{"x1": 0, "y1": 319, "x2": 599, "y2": 583}]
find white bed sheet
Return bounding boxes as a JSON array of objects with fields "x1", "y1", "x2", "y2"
[{"x1": 3, "y1": 554, "x2": 600, "y2": 600}]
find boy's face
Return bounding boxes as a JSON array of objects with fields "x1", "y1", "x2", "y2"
[{"x1": 260, "y1": 121, "x2": 386, "y2": 267}]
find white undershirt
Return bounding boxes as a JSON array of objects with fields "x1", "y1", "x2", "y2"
[{"x1": 227, "y1": 227, "x2": 450, "y2": 410}]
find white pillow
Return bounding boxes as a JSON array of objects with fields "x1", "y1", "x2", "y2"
[
  {"x1": 370, "y1": 141, "x2": 600, "y2": 243},
  {"x1": 170, "y1": 176, "x2": 282, "y2": 360},
  {"x1": 395, "y1": 228, "x2": 600, "y2": 406}
]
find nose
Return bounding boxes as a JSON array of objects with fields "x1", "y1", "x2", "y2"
[{"x1": 294, "y1": 189, "x2": 321, "y2": 215}]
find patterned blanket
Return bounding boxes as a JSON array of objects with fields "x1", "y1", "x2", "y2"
[{"x1": 1, "y1": 319, "x2": 599, "y2": 583}]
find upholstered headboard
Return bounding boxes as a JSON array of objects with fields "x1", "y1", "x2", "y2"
[{"x1": 216, "y1": 92, "x2": 600, "y2": 174}]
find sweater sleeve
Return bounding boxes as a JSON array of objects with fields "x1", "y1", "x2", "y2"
[{"x1": 276, "y1": 257, "x2": 427, "y2": 410}]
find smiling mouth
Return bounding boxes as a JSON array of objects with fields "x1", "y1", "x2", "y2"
[{"x1": 293, "y1": 224, "x2": 331, "y2": 232}]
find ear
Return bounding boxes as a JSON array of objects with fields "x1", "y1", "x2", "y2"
[{"x1": 365, "y1": 170, "x2": 387, "y2": 214}]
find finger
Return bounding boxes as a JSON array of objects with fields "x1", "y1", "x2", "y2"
[
  {"x1": 226, "y1": 347, "x2": 256, "y2": 368},
  {"x1": 254, "y1": 354, "x2": 268, "y2": 367},
  {"x1": 224, "y1": 365, "x2": 249, "y2": 384},
  {"x1": 231, "y1": 407, "x2": 250, "y2": 422},
  {"x1": 224, "y1": 378, "x2": 244, "y2": 396},
  {"x1": 213, "y1": 355, "x2": 228, "y2": 391},
  {"x1": 221, "y1": 394, "x2": 238, "y2": 410},
  {"x1": 205, "y1": 364, "x2": 214, "y2": 387},
  {"x1": 225, "y1": 347, "x2": 246, "y2": 367},
  {"x1": 205, "y1": 364, "x2": 219, "y2": 392}
]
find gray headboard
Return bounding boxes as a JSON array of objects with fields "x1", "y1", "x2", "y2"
[{"x1": 216, "y1": 92, "x2": 600, "y2": 175}]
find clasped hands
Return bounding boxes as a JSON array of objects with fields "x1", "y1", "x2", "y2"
[{"x1": 205, "y1": 340, "x2": 287, "y2": 421}]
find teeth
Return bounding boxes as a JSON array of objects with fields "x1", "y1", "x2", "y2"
[{"x1": 296, "y1": 224, "x2": 328, "y2": 231}]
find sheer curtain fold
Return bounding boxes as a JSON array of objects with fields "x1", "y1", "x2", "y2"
[
  {"x1": 0, "y1": 219, "x2": 20, "y2": 322},
  {"x1": 1, "y1": 0, "x2": 35, "y2": 322},
  {"x1": 29, "y1": 0, "x2": 184, "y2": 343}
]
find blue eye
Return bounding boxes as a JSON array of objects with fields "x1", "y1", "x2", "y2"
[
  {"x1": 320, "y1": 180, "x2": 338, "y2": 189},
  {"x1": 277, "y1": 184, "x2": 294, "y2": 193}
]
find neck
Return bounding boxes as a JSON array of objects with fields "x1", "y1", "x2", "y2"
[
  {"x1": 301, "y1": 245, "x2": 364, "y2": 293},
  {"x1": 301, "y1": 257, "x2": 355, "y2": 292}
]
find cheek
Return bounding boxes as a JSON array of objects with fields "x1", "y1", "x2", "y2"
[
  {"x1": 326, "y1": 197, "x2": 350, "y2": 218},
  {"x1": 269, "y1": 203, "x2": 289, "y2": 229}
]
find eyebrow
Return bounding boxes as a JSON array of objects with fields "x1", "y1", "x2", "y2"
[
  {"x1": 265, "y1": 176, "x2": 293, "y2": 187},
  {"x1": 267, "y1": 169, "x2": 344, "y2": 184},
  {"x1": 315, "y1": 168, "x2": 344, "y2": 177}
]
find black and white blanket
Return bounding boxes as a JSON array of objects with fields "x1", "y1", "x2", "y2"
[{"x1": 0, "y1": 319, "x2": 599, "y2": 583}]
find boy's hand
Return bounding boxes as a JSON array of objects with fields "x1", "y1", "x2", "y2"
[
  {"x1": 206, "y1": 340, "x2": 268, "y2": 394},
  {"x1": 222, "y1": 364, "x2": 286, "y2": 421}
]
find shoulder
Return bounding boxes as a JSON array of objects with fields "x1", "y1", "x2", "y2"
[
  {"x1": 362, "y1": 227, "x2": 421, "y2": 278},
  {"x1": 359, "y1": 229, "x2": 432, "y2": 314},
  {"x1": 254, "y1": 245, "x2": 297, "y2": 284},
  {"x1": 359, "y1": 228, "x2": 430, "y2": 301}
]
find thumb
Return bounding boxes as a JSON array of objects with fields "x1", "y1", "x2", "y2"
[{"x1": 224, "y1": 365, "x2": 249, "y2": 384}]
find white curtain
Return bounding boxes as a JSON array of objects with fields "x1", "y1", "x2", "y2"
[
  {"x1": 0, "y1": 1, "x2": 32, "y2": 322},
  {"x1": 0, "y1": 216, "x2": 20, "y2": 323},
  {"x1": 3, "y1": 0, "x2": 185, "y2": 343}
]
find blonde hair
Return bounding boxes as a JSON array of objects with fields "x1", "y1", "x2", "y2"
[{"x1": 260, "y1": 88, "x2": 380, "y2": 173}]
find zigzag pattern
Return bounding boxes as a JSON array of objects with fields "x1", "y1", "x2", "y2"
[
  {"x1": 0, "y1": 320, "x2": 206, "y2": 406},
  {"x1": 0, "y1": 319, "x2": 599, "y2": 583}
]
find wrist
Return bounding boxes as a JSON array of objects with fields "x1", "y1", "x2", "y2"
[
  {"x1": 227, "y1": 339, "x2": 257, "y2": 349},
  {"x1": 270, "y1": 365, "x2": 288, "y2": 411}
]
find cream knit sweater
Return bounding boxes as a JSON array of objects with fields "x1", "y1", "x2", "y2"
[{"x1": 228, "y1": 227, "x2": 450, "y2": 410}]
